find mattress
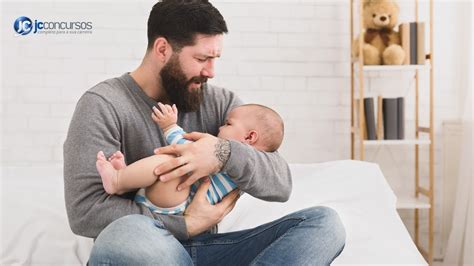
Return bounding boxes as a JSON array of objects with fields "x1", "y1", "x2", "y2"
[
  {"x1": 219, "y1": 160, "x2": 427, "y2": 265},
  {"x1": 1, "y1": 160, "x2": 426, "y2": 265}
]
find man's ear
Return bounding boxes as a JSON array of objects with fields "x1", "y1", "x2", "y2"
[
  {"x1": 152, "y1": 37, "x2": 172, "y2": 63},
  {"x1": 244, "y1": 130, "x2": 258, "y2": 145}
]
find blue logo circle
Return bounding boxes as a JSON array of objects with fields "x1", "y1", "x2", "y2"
[{"x1": 14, "y1": 16, "x2": 33, "y2": 35}]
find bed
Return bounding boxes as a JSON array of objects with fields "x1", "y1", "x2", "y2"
[{"x1": 1, "y1": 160, "x2": 427, "y2": 265}]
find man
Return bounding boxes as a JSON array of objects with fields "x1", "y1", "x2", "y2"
[{"x1": 63, "y1": 1, "x2": 345, "y2": 265}]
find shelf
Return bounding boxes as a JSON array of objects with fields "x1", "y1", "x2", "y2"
[
  {"x1": 396, "y1": 196, "x2": 431, "y2": 210},
  {"x1": 363, "y1": 139, "x2": 431, "y2": 146},
  {"x1": 350, "y1": 0, "x2": 435, "y2": 263},
  {"x1": 353, "y1": 63, "x2": 431, "y2": 72}
]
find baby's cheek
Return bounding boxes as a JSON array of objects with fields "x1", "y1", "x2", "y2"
[{"x1": 217, "y1": 130, "x2": 225, "y2": 139}]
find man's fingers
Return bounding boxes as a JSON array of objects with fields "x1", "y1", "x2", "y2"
[
  {"x1": 154, "y1": 156, "x2": 186, "y2": 177},
  {"x1": 194, "y1": 177, "x2": 211, "y2": 198},
  {"x1": 183, "y1": 132, "x2": 207, "y2": 141},
  {"x1": 159, "y1": 162, "x2": 193, "y2": 183},
  {"x1": 221, "y1": 197, "x2": 238, "y2": 219},
  {"x1": 172, "y1": 104, "x2": 177, "y2": 114},
  {"x1": 216, "y1": 189, "x2": 240, "y2": 218},
  {"x1": 154, "y1": 144, "x2": 183, "y2": 156},
  {"x1": 218, "y1": 189, "x2": 240, "y2": 207},
  {"x1": 177, "y1": 172, "x2": 201, "y2": 191}
]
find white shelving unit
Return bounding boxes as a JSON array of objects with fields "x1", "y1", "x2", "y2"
[{"x1": 350, "y1": 0, "x2": 435, "y2": 264}]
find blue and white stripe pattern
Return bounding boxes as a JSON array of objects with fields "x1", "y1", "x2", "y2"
[
  {"x1": 165, "y1": 126, "x2": 238, "y2": 205},
  {"x1": 134, "y1": 125, "x2": 238, "y2": 215},
  {"x1": 134, "y1": 188, "x2": 194, "y2": 215}
]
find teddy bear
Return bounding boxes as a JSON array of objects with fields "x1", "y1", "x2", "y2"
[{"x1": 352, "y1": 0, "x2": 405, "y2": 65}]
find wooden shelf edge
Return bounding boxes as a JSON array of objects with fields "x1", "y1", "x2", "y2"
[
  {"x1": 352, "y1": 63, "x2": 431, "y2": 71},
  {"x1": 363, "y1": 139, "x2": 431, "y2": 145},
  {"x1": 396, "y1": 196, "x2": 431, "y2": 210}
]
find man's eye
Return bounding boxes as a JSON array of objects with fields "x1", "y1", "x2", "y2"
[{"x1": 197, "y1": 58, "x2": 207, "y2": 62}]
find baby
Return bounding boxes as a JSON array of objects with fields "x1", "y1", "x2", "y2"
[{"x1": 96, "y1": 103, "x2": 284, "y2": 215}]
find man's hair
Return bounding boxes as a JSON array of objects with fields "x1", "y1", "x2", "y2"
[
  {"x1": 147, "y1": 0, "x2": 228, "y2": 51},
  {"x1": 238, "y1": 104, "x2": 285, "y2": 152}
]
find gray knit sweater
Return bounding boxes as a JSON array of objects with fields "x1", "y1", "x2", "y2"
[{"x1": 63, "y1": 73, "x2": 292, "y2": 240}]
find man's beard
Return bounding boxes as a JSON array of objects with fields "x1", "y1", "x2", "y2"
[{"x1": 160, "y1": 54, "x2": 206, "y2": 113}]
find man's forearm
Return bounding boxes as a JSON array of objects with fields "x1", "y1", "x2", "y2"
[
  {"x1": 222, "y1": 140, "x2": 292, "y2": 202},
  {"x1": 214, "y1": 138, "x2": 231, "y2": 173}
]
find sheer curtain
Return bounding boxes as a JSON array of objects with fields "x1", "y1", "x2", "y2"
[{"x1": 443, "y1": 1, "x2": 473, "y2": 265}]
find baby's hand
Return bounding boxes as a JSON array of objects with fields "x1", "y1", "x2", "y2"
[{"x1": 152, "y1": 102, "x2": 178, "y2": 131}]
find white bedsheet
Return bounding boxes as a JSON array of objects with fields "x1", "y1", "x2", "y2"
[
  {"x1": 219, "y1": 160, "x2": 427, "y2": 265},
  {"x1": 1, "y1": 160, "x2": 426, "y2": 265}
]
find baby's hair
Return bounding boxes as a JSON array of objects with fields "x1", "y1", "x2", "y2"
[{"x1": 238, "y1": 104, "x2": 284, "y2": 152}]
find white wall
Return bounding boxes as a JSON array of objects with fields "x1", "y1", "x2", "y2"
[{"x1": 0, "y1": 0, "x2": 468, "y2": 260}]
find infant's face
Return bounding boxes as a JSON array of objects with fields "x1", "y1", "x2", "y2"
[{"x1": 217, "y1": 107, "x2": 250, "y2": 142}]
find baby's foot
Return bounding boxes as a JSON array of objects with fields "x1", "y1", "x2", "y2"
[
  {"x1": 108, "y1": 151, "x2": 126, "y2": 170},
  {"x1": 96, "y1": 151, "x2": 119, "y2": 194}
]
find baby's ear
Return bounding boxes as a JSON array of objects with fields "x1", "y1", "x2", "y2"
[{"x1": 244, "y1": 130, "x2": 259, "y2": 145}]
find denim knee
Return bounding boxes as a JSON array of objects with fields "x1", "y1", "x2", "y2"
[
  {"x1": 305, "y1": 206, "x2": 346, "y2": 249},
  {"x1": 89, "y1": 214, "x2": 191, "y2": 265}
]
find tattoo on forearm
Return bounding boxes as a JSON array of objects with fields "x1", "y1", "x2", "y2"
[{"x1": 214, "y1": 138, "x2": 231, "y2": 171}]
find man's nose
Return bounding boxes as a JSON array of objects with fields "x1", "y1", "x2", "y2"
[{"x1": 201, "y1": 60, "x2": 215, "y2": 79}]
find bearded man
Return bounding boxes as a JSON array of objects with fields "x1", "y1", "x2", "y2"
[{"x1": 63, "y1": 1, "x2": 345, "y2": 265}]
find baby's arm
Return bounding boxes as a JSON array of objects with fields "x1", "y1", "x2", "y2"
[
  {"x1": 152, "y1": 102, "x2": 178, "y2": 132},
  {"x1": 152, "y1": 103, "x2": 193, "y2": 146}
]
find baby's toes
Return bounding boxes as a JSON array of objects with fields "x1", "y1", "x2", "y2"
[
  {"x1": 97, "y1": 151, "x2": 106, "y2": 161},
  {"x1": 115, "y1": 151, "x2": 124, "y2": 159}
]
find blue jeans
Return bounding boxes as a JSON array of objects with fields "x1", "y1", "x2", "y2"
[{"x1": 89, "y1": 206, "x2": 346, "y2": 265}]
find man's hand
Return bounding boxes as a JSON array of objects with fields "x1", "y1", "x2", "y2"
[
  {"x1": 184, "y1": 177, "x2": 240, "y2": 237},
  {"x1": 154, "y1": 132, "x2": 231, "y2": 191}
]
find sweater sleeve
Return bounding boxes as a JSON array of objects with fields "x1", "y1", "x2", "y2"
[
  {"x1": 223, "y1": 141, "x2": 292, "y2": 202},
  {"x1": 164, "y1": 125, "x2": 192, "y2": 145},
  {"x1": 63, "y1": 92, "x2": 189, "y2": 240}
]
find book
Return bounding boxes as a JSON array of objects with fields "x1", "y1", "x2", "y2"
[
  {"x1": 377, "y1": 96, "x2": 384, "y2": 140},
  {"x1": 410, "y1": 22, "x2": 417, "y2": 65},
  {"x1": 354, "y1": 98, "x2": 367, "y2": 139},
  {"x1": 364, "y1": 98, "x2": 377, "y2": 140},
  {"x1": 397, "y1": 97, "x2": 405, "y2": 139},
  {"x1": 417, "y1": 22, "x2": 426, "y2": 64},
  {"x1": 399, "y1": 23, "x2": 411, "y2": 65},
  {"x1": 382, "y1": 98, "x2": 398, "y2": 140}
]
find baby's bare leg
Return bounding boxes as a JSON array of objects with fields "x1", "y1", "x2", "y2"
[
  {"x1": 145, "y1": 175, "x2": 190, "y2": 208},
  {"x1": 98, "y1": 153, "x2": 190, "y2": 207},
  {"x1": 97, "y1": 153, "x2": 174, "y2": 194},
  {"x1": 115, "y1": 154, "x2": 174, "y2": 192},
  {"x1": 117, "y1": 154, "x2": 191, "y2": 207}
]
